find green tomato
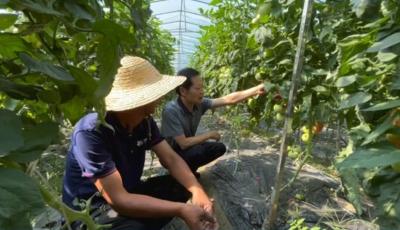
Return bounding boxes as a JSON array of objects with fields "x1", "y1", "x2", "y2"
[
  {"x1": 351, "y1": 61, "x2": 365, "y2": 71},
  {"x1": 247, "y1": 98, "x2": 257, "y2": 109},
  {"x1": 263, "y1": 49, "x2": 273, "y2": 58},
  {"x1": 301, "y1": 126, "x2": 308, "y2": 133},
  {"x1": 255, "y1": 72, "x2": 263, "y2": 81},
  {"x1": 273, "y1": 104, "x2": 283, "y2": 112},
  {"x1": 88, "y1": 64, "x2": 97, "y2": 72},
  {"x1": 275, "y1": 113, "x2": 284, "y2": 121},
  {"x1": 288, "y1": 150, "x2": 298, "y2": 159},
  {"x1": 301, "y1": 133, "x2": 310, "y2": 143},
  {"x1": 295, "y1": 193, "x2": 305, "y2": 201}
]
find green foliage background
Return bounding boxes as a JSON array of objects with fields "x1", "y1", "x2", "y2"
[{"x1": 191, "y1": 0, "x2": 400, "y2": 229}]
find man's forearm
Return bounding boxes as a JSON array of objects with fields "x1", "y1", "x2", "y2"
[
  {"x1": 116, "y1": 193, "x2": 185, "y2": 218},
  {"x1": 224, "y1": 86, "x2": 259, "y2": 104},
  {"x1": 95, "y1": 170, "x2": 187, "y2": 219},
  {"x1": 178, "y1": 132, "x2": 210, "y2": 150}
]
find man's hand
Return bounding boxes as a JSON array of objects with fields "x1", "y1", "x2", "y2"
[
  {"x1": 255, "y1": 83, "x2": 266, "y2": 96},
  {"x1": 180, "y1": 204, "x2": 217, "y2": 230},
  {"x1": 191, "y1": 188, "x2": 218, "y2": 230},
  {"x1": 191, "y1": 188, "x2": 214, "y2": 214},
  {"x1": 207, "y1": 131, "x2": 221, "y2": 141}
]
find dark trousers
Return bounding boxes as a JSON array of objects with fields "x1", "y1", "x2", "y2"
[
  {"x1": 73, "y1": 175, "x2": 190, "y2": 230},
  {"x1": 175, "y1": 141, "x2": 227, "y2": 172}
]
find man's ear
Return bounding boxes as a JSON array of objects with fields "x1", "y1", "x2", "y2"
[{"x1": 179, "y1": 86, "x2": 187, "y2": 97}]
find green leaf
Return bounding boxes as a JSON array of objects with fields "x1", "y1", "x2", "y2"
[
  {"x1": 377, "y1": 51, "x2": 398, "y2": 62},
  {"x1": 0, "y1": 109, "x2": 23, "y2": 156},
  {"x1": 94, "y1": 37, "x2": 120, "y2": 99},
  {"x1": 64, "y1": 1, "x2": 95, "y2": 22},
  {"x1": 278, "y1": 59, "x2": 292, "y2": 65},
  {"x1": 0, "y1": 0, "x2": 9, "y2": 6},
  {"x1": 362, "y1": 115, "x2": 393, "y2": 145},
  {"x1": 362, "y1": 99, "x2": 400, "y2": 111},
  {"x1": 22, "y1": 122, "x2": 59, "y2": 151},
  {"x1": 338, "y1": 146, "x2": 400, "y2": 169},
  {"x1": 0, "y1": 213, "x2": 32, "y2": 230},
  {"x1": 19, "y1": 53, "x2": 74, "y2": 82},
  {"x1": 210, "y1": 0, "x2": 222, "y2": 5},
  {"x1": 252, "y1": 26, "x2": 273, "y2": 44},
  {"x1": 67, "y1": 66, "x2": 98, "y2": 97},
  {"x1": 7, "y1": 122, "x2": 59, "y2": 163},
  {"x1": 13, "y1": 0, "x2": 63, "y2": 16},
  {"x1": 339, "y1": 92, "x2": 372, "y2": 109},
  {"x1": 264, "y1": 81, "x2": 275, "y2": 91},
  {"x1": 0, "y1": 14, "x2": 18, "y2": 30},
  {"x1": 336, "y1": 75, "x2": 357, "y2": 87},
  {"x1": 59, "y1": 96, "x2": 87, "y2": 124},
  {"x1": 312, "y1": 85, "x2": 329, "y2": 93},
  {"x1": 0, "y1": 168, "x2": 44, "y2": 228},
  {"x1": 37, "y1": 90, "x2": 61, "y2": 104},
  {"x1": 0, "y1": 78, "x2": 41, "y2": 100},
  {"x1": 0, "y1": 187, "x2": 27, "y2": 218},
  {"x1": 367, "y1": 33, "x2": 400, "y2": 53},
  {"x1": 2, "y1": 98, "x2": 18, "y2": 110},
  {"x1": 0, "y1": 34, "x2": 27, "y2": 59},
  {"x1": 339, "y1": 169, "x2": 363, "y2": 215},
  {"x1": 392, "y1": 75, "x2": 400, "y2": 90},
  {"x1": 256, "y1": 3, "x2": 272, "y2": 16},
  {"x1": 339, "y1": 33, "x2": 372, "y2": 66},
  {"x1": 92, "y1": 19, "x2": 132, "y2": 43}
]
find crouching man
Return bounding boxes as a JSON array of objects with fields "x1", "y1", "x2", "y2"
[
  {"x1": 161, "y1": 68, "x2": 266, "y2": 173},
  {"x1": 62, "y1": 56, "x2": 217, "y2": 230}
]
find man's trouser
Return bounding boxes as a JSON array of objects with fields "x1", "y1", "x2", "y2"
[
  {"x1": 72, "y1": 175, "x2": 191, "y2": 230},
  {"x1": 175, "y1": 141, "x2": 227, "y2": 172}
]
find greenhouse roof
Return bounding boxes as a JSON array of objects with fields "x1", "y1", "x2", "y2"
[{"x1": 150, "y1": 0, "x2": 212, "y2": 72}]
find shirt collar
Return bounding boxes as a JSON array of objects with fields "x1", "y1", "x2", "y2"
[
  {"x1": 177, "y1": 97, "x2": 198, "y2": 115},
  {"x1": 104, "y1": 112, "x2": 147, "y2": 135}
]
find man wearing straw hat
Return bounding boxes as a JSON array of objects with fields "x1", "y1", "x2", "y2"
[
  {"x1": 62, "y1": 56, "x2": 217, "y2": 230},
  {"x1": 161, "y1": 68, "x2": 265, "y2": 174}
]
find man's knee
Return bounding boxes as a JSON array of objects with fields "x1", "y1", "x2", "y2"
[
  {"x1": 205, "y1": 142, "x2": 226, "y2": 158},
  {"x1": 215, "y1": 142, "x2": 227, "y2": 156}
]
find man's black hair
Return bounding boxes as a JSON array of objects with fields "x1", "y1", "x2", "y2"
[{"x1": 175, "y1": 68, "x2": 200, "y2": 95}]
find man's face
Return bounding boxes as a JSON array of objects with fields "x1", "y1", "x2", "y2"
[
  {"x1": 182, "y1": 76, "x2": 204, "y2": 105},
  {"x1": 144, "y1": 99, "x2": 161, "y2": 115}
]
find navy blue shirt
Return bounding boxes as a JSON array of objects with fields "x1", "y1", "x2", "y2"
[{"x1": 62, "y1": 113, "x2": 163, "y2": 210}]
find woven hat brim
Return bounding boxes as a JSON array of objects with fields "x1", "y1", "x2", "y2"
[{"x1": 105, "y1": 75, "x2": 186, "y2": 111}]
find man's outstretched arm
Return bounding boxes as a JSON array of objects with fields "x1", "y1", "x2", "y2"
[{"x1": 211, "y1": 83, "x2": 266, "y2": 108}]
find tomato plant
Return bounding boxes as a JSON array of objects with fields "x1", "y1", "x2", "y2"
[{"x1": 192, "y1": 0, "x2": 400, "y2": 228}]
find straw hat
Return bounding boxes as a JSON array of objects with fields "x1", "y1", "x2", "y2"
[{"x1": 105, "y1": 56, "x2": 186, "y2": 111}]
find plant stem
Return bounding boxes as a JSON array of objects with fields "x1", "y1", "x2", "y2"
[{"x1": 263, "y1": 0, "x2": 314, "y2": 229}]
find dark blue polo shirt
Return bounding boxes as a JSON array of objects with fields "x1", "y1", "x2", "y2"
[{"x1": 62, "y1": 112, "x2": 163, "y2": 210}]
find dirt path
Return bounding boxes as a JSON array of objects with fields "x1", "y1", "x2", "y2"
[{"x1": 153, "y1": 113, "x2": 377, "y2": 230}]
